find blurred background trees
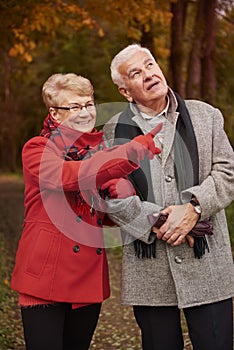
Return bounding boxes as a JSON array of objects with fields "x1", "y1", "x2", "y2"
[{"x1": 0, "y1": 0, "x2": 234, "y2": 171}]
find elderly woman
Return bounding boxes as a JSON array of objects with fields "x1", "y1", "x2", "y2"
[{"x1": 10, "y1": 73, "x2": 161, "y2": 350}]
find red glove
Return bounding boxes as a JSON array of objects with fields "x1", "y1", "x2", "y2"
[
  {"x1": 101, "y1": 178, "x2": 136, "y2": 199},
  {"x1": 126, "y1": 123, "x2": 162, "y2": 165}
]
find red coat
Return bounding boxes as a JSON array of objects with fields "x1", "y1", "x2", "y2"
[{"x1": 11, "y1": 126, "x2": 137, "y2": 303}]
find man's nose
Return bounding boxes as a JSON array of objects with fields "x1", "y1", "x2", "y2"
[{"x1": 143, "y1": 69, "x2": 153, "y2": 81}]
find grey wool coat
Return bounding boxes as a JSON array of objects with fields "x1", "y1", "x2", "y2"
[{"x1": 103, "y1": 90, "x2": 234, "y2": 309}]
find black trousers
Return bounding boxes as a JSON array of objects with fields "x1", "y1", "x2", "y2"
[
  {"x1": 21, "y1": 302, "x2": 101, "y2": 350},
  {"x1": 133, "y1": 298, "x2": 233, "y2": 350}
]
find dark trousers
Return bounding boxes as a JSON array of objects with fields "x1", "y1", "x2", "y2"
[
  {"x1": 21, "y1": 302, "x2": 101, "y2": 350},
  {"x1": 133, "y1": 298, "x2": 233, "y2": 350}
]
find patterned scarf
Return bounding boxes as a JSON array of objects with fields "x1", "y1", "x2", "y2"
[
  {"x1": 40, "y1": 114, "x2": 104, "y2": 160},
  {"x1": 40, "y1": 114, "x2": 106, "y2": 225}
]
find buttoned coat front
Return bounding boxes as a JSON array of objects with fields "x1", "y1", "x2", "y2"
[
  {"x1": 103, "y1": 93, "x2": 234, "y2": 309},
  {"x1": 10, "y1": 125, "x2": 139, "y2": 304}
]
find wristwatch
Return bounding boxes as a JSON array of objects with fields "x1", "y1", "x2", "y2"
[{"x1": 190, "y1": 199, "x2": 202, "y2": 215}]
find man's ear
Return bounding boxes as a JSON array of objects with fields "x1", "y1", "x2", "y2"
[{"x1": 118, "y1": 87, "x2": 133, "y2": 102}]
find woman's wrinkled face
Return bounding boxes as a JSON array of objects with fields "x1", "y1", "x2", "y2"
[{"x1": 50, "y1": 91, "x2": 96, "y2": 133}]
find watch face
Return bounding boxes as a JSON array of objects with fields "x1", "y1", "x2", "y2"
[
  {"x1": 194, "y1": 205, "x2": 202, "y2": 214},
  {"x1": 190, "y1": 200, "x2": 201, "y2": 214}
]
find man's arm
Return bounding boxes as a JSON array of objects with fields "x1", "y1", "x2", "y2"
[
  {"x1": 181, "y1": 108, "x2": 234, "y2": 219},
  {"x1": 153, "y1": 107, "x2": 234, "y2": 246},
  {"x1": 105, "y1": 196, "x2": 162, "y2": 244}
]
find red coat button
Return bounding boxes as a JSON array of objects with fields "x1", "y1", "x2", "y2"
[
  {"x1": 73, "y1": 245, "x2": 80, "y2": 253},
  {"x1": 96, "y1": 248, "x2": 102, "y2": 255}
]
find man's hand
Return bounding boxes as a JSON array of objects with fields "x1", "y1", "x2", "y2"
[{"x1": 152, "y1": 203, "x2": 199, "y2": 246}]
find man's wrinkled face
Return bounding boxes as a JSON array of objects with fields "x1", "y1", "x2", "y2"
[{"x1": 118, "y1": 51, "x2": 168, "y2": 111}]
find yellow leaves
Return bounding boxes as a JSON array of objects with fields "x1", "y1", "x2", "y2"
[
  {"x1": 82, "y1": 18, "x2": 94, "y2": 27},
  {"x1": 9, "y1": 43, "x2": 24, "y2": 57},
  {"x1": 30, "y1": 19, "x2": 42, "y2": 32},
  {"x1": 127, "y1": 27, "x2": 143, "y2": 41},
  {"x1": 153, "y1": 9, "x2": 172, "y2": 25},
  {"x1": 154, "y1": 36, "x2": 170, "y2": 60},
  {"x1": 9, "y1": 46, "x2": 33, "y2": 62},
  {"x1": 12, "y1": 28, "x2": 25, "y2": 41},
  {"x1": 9, "y1": 27, "x2": 34, "y2": 63},
  {"x1": 55, "y1": 0, "x2": 99, "y2": 31},
  {"x1": 3, "y1": 278, "x2": 9, "y2": 286},
  {"x1": 100, "y1": 0, "x2": 171, "y2": 42},
  {"x1": 7, "y1": 0, "x2": 172, "y2": 63},
  {"x1": 98, "y1": 28, "x2": 105, "y2": 38},
  {"x1": 8, "y1": 0, "x2": 101, "y2": 62},
  {"x1": 28, "y1": 41, "x2": 36, "y2": 51},
  {"x1": 23, "y1": 52, "x2": 33, "y2": 63}
]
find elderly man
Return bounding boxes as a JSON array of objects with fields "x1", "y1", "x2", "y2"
[{"x1": 103, "y1": 44, "x2": 234, "y2": 350}]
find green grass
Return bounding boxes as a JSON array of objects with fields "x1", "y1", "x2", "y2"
[{"x1": 0, "y1": 233, "x2": 25, "y2": 349}]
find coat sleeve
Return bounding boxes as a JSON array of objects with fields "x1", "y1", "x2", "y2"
[
  {"x1": 104, "y1": 196, "x2": 163, "y2": 243},
  {"x1": 181, "y1": 107, "x2": 234, "y2": 220},
  {"x1": 103, "y1": 116, "x2": 163, "y2": 243},
  {"x1": 22, "y1": 136, "x2": 139, "y2": 192}
]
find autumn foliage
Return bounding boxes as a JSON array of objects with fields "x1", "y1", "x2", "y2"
[{"x1": 0, "y1": 0, "x2": 233, "y2": 171}]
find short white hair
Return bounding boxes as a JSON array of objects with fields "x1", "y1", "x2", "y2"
[
  {"x1": 42, "y1": 73, "x2": 94, "y2": 109},
  {"x1": 110, "y1": 44, "x2": 155, "y2": 88}
]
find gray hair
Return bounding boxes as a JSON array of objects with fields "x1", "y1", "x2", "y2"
[
  {"x1": 42, "y1": 73, "x2": 94, "y2": 109},
  {"x1": 110, "y1": 44, "x2": 155, "y2": 88}
]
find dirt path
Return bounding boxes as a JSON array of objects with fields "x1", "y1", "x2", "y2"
[{"x1": 0, "y1": 175, "x2": 194, "y2": 349}]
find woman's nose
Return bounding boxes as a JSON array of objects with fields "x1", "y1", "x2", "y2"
[{"x1": 78, "y1": 107, "x2": 90, "y2": 116}]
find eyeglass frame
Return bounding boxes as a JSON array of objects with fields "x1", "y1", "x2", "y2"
[{"x1": 51, "y1": 102, "x2": 96, "y2": 112}]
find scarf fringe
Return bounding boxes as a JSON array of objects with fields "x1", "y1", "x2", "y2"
[
  {"x1": 134, "y1": 239, "x2": 156, "y2": 258},
  {"x1": 193, "y1": 236, "x2": 210, "y2": 259},
  {"x1": 134, "y1": 236, "x2": 209, "y2": 259}
]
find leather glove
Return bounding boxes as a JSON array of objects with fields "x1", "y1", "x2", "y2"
[
  {"x1": 147, "y1": 213, "x2": 213, "y2": 237},
  {"x1": 101, "y1": 178, "x2": 136, "y2": 199},
  {"x1": 126, "y1": 123, "x2": 162, "y2": 165}
]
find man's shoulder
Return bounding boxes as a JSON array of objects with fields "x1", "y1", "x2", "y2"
[
  {"x1": 103, "y1": 112, "x2": 122, "y2": 145},
  {"x1": 104, "y1": 111, "x2": 122, "y2": 127},
  {"x1": 185, "y1": 99, "x2": 217, "y2": 113},
  {"x1": 184, "y1": 99, "x2": 224, "y2": 128},
  {"x1": 103, "y1": 106, "x2": 133, "y2": 143},
  {"x1": 103, "y1": 111, "x2": 121, "y2": 132}
]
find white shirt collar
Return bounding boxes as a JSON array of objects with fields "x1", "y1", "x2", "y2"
[{"x1": 140, "y1": 96, "x2": 170, "y2": 120}]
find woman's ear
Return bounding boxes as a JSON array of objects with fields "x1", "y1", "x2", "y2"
[
  {"x1": 49, "y1": 107, "x2": 58, "y2": 120},
  {"x1": 118, "y1": 87, "x2": 133, "y2": 102}
]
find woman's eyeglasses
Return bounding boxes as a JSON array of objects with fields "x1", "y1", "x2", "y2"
[{"x1": 52, "y1": 102, "x2": 96, "y2": 113}]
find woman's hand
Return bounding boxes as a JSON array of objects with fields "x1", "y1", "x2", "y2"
[
  {"x1": 126, "y1": 123, "x2": 163, "y2": 164},
  {"x1": 101, "y1": 178, "x2": 136, "y2": 199}
]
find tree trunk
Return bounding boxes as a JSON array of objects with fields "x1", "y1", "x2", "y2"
[
  {"x1": 1, "y1": 54, "x2": 17, "y2": 172},
  {"x1": 186, "y1": 0, "x2": 204, "y2": 99},
  {"x1": 169, "y1": 0, "x2": 188, "y2": 97},
  {"x1": 141, "y1": 24, "x2": 154, "y2": 54},
  {"x1": 186, "y1": 0, "x2": 217, "y2": 102},
  {"x1": 201, "y1": 0, "x2": 217, "y2": 103}
]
